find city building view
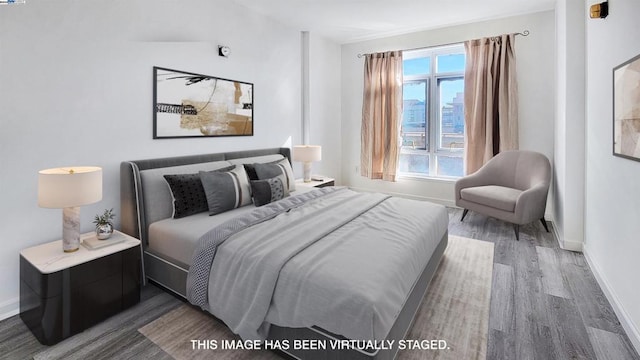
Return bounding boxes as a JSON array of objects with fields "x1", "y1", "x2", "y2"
[{"x1": 398, "y1": 52, "x2": 465, "y2": 178}]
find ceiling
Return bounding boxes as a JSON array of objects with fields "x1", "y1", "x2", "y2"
[{"x1": 231, "y1": 0, "x2": 555, "y2": 44}]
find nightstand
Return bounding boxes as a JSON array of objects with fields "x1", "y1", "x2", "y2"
[
  {"x1": 20, "y1": 231, "x2": 141, "y2": 345},
  {"x1": 295, "y1": 177, "x2": 335, "y2": 188}
]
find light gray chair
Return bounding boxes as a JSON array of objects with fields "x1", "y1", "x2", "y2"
[{"x1": 455, "y1": 150, "x2": 551, "y2": 240}]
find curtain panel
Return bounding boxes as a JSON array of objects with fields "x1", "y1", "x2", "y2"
[
  {"x1": 361, "y1": 51, "x2": 403, "y2": 182},
  {"x1": 464, "y1": 34, "x2": 519, "y2": 174}
]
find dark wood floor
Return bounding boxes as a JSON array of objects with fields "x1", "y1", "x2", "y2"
[{"x1": 1, "y1": 209, "x2": 638, "y2": 359}]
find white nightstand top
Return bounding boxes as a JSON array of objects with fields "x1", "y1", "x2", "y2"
[
  {"x1": 295, "y1": 177, "x2": 335, "y2": 188},
  {"x1": 20, "y1": 231, "x2": 140, "y2": 274}
]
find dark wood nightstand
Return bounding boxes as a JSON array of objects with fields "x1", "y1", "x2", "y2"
[
  {"x1": 295, "y1": 177, "x2": 335, "y2": 189},
  {"x1": 19, "y1": 231, "x2": 141, "y2": 345}
]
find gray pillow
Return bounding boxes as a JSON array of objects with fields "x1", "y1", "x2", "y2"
[
  {"x1": 253, "y1": 158, "x2": 296, "y2": 192},
  {"x1": 250, "y1": 174, "x2": 289, "y2": 207},
  {"x1": 199, "y1": 165, "x2": 252, "y2": 216}
]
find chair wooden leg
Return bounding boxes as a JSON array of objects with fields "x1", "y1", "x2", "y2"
[
  {"x1": 513, "y1": 224, "x2": 520, "y2": 241},
  {"x1": 461, "y1": 209, "x2": 469, "y2": 222},
  {"x1": 540, "y1": 218, "x2": 550, "y2": 232}
]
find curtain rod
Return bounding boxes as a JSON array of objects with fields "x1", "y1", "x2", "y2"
[{"x1": 356, "y1": 30, "x2": 530, "y2": 58}]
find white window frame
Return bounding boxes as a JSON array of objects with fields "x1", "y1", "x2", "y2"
[{"x1": 400, "y1": 44, "x2": 465, "y2": 179}]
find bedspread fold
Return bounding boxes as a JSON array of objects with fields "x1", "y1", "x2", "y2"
[
  {"x1": 186, "y1": 186, "x2": 347, "y2": 308},
  {"x1": 207, "y1": 190, "x2": 391, "y2": 340}
]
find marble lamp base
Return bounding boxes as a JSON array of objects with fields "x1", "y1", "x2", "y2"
[
  {"x1": 62, "y1": 206, "x2": 81, "y2": 252},
  {"x1": 303, "y1": 162, "x2": 312, "y2": 183}
]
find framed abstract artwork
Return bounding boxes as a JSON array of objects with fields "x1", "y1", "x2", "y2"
[
  {"x1": 153, "y1": 67, "x2": 253, "y2": 139},
  {"x1": 613, "y1": 53, "x2": 640, "y2": 161}
]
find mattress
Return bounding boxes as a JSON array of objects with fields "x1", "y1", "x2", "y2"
[{"x1": 148, "y1": 186, "x2": 316, "y2": 267}]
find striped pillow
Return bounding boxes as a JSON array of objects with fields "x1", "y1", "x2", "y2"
[{"x1": 199, "y1": 165, "x2": 252, "y2": 216}]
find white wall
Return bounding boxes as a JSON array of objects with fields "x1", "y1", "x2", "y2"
[
  {"x1": 308, "y1": 33, "x2": 342, "y2": 183},
  {"x1": 553, "y1": 0, "x2": 586, "y2": 251},
  {"x1": 340, "y1": 11, "x2": 556, "y2": 208},
  {"x1": 0, "y1": 0, "x2": 303, "y2": 319},
  {"x1": 584, "y1": 0, "x2": 640, "y2": 351}
]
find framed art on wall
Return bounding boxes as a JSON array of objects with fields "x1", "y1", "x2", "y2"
[
  {"x1": 153, "y1": 67, "x2": 253, "y2": 139},
  {"x1": 613, "y1": 53, "x2": 640, "y2": 161}
]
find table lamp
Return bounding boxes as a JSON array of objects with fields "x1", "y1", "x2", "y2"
[
  {"x1": 293, "y1": 145, "x2": 322, "y2": 182},
  {"x1": 38, "y1": 167, "x2": 102, "y2": 252}
]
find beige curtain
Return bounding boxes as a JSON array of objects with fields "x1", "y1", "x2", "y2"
[
  {"x1": 361, "y1": 51, "x2": 403, "y2": 181},
  {"x1": 464, "y1": 34, "x2": 519, "y2": 174}
]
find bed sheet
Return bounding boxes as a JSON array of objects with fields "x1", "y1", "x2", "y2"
[{"x1": 148, "y1": 186, "x2": 316, "y2": 267}]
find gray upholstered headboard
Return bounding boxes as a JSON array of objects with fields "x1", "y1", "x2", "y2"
[{"x1": 120, "y1": 147, "x2": 291, "y2": 246}]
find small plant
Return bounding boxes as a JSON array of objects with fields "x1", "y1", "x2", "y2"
[{"x1": 93, "y1": 208, "x2": 116, "y2": 228}]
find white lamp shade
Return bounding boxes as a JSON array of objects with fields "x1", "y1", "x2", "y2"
[
  {"x1": 38, "y1": 167, "x2": 103, "y2": 208},
  {"x1": 293, "y1": 145, "x2": 322, "y2": 162}
]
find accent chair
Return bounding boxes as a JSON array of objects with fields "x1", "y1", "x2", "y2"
[{"x1": 455, "y1": 150, "x2": 551, "y2": 240}]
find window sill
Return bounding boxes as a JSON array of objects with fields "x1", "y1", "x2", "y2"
[{"x1": 397, "y1": 174, "x2": 459, "y2": 183}]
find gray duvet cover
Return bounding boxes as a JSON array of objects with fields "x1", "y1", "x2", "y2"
[{"x1": 187, "y1": 187, "x2": 448, "y2": 343}]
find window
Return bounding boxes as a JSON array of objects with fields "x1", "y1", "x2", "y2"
[{"x1": 399, "y1": 44, "x2": 465, "y2": 178}]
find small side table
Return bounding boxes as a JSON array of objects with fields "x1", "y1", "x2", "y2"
[
  {"x1": 20, "y1": 231, "x2": 141, "y2": 345},
  {"x1": 296, "y1": 177, "x2": 335, "y2": 189}
]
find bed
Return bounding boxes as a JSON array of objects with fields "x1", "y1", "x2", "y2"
[{"x1": 120, "y1": 147, "x2": 449, "y2": 360}]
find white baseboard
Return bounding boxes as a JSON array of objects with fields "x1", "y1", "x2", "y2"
[
  {"x1": 0, "y1": 297, "x2": 20, "y2": 322},
  {"x1": 347, "y1": 186, "x2": 455, "y2": 208},
  {"x1": 549, "y1": 215, "x2": 583, "y2": 252},
  {"x1": 583, "y1": 245, "x2": 640, "y2": 355},
  {"x1": 552, "y1": 222, "x2": 563, "y2": 248},
  {"x1": 555, "y1": 229, "x2": 584, "y2": 252},
  {"x1": 560, "y1": 239, "x2": 584, "y2": 252}
]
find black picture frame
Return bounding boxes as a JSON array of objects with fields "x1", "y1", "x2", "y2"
[
  {"x1": 613, "y1": 53, "x2": 640, "y2": 162},
  {"x1": 153, "y1": 66, "x2": 253, "y2": 139}
]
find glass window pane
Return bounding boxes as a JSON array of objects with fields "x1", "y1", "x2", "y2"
[
  {"x1": 403, "y1": 57, "x2": 431, "y2": 76},
  {"x1": 399, "y1": 152, "x2": 430, "y2": 175},
  {"x1": 436, "y1": 53, "x2": 465, "y2": 73},
  {"x1": 402, "y1": 81, "x2": 428, "y2": 150},
  {"x1": 438, "y1": 78, "x2": 464, "y2": 150},
  {"x1": 436, "y1": 155, "x2": 463, "y2": 177},
  {"x1": 399, "y1": 46, "x2": 466, "y2": 180}
]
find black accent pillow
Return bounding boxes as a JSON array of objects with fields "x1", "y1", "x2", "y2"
[
  {"x1": 250, "y1": 174, "x2": 289, "y2": 207},
  {"x1": 163, "y1": 173, "x2": 209, "y2": 218},
  {"x1": 243, "y1": 163, "x2": 259, "y2": 181},
  {"x1": 163, "y1": 165, "x2": 235, "y2": 219}
]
